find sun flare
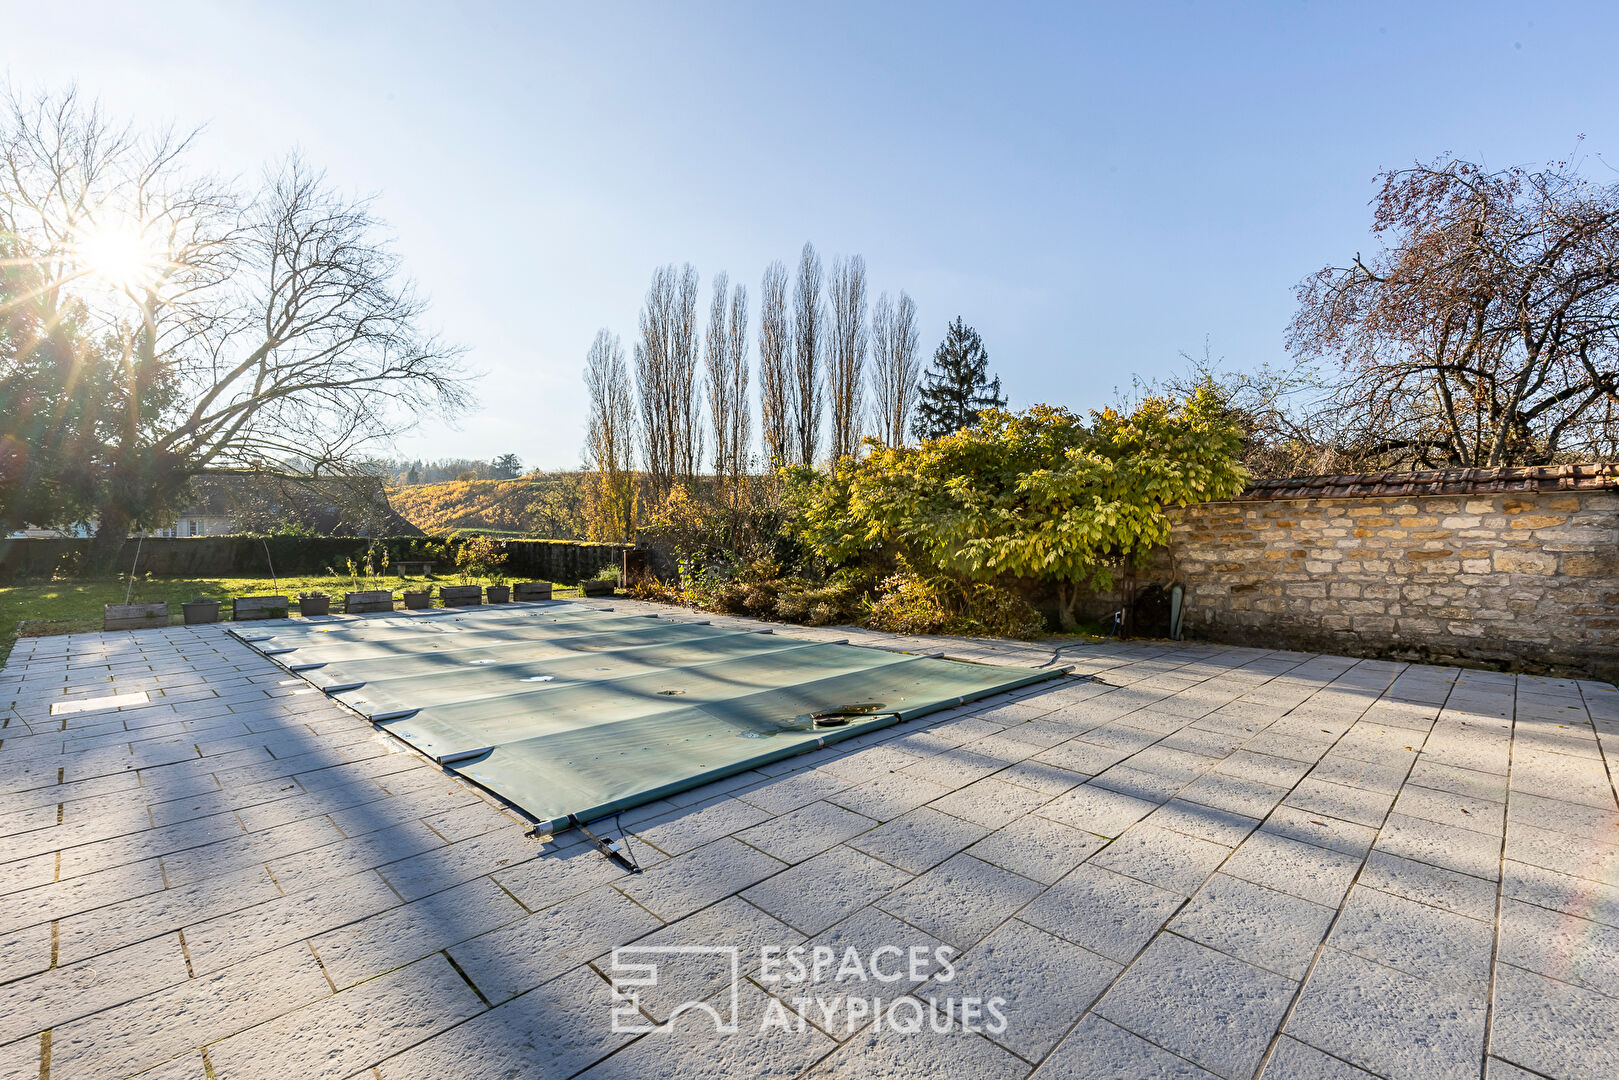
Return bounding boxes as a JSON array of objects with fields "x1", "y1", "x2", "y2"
[{"x1": 73, "y1": 217, "x2": 168, "y2": 293}]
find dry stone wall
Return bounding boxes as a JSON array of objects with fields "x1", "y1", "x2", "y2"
[{"x1": 1168, "y1": 488, "x2": 1619, "y2": 681}]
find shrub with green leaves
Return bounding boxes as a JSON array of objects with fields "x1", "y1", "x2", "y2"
[{"x1": 795, "y1": 390, "x2": 1246, "y2": 629}]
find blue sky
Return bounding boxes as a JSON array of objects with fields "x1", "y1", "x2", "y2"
[{"x1": 5, "y1": 1, "x2": 1614, "y2": 468}]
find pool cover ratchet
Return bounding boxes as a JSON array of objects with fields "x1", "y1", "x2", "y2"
[{"x1": 231, "y1": 602, "x2": 1065, "y2": 834}]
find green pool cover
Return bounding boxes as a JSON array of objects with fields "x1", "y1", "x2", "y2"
[{"x1": 231, "y1": 602, "x2": 1064, "y2": 834}]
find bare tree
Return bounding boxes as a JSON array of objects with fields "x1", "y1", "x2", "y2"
[
  {"x1": 789, "y1": 241, "x2": 824, "y2": 464},
  {"x1": 704, "y1": 272, "x2": 749, "y2": 485},
  {"x1": 869, "y1": 290, "x2": 921, "y2": 448},
  {"x1": 826, "y1": 254, "x2": 869, "y2": 460},
  {"x1": 1291, "y1": 155, "x2": 1619, "y2": 468},
  {"x1": 584, "y1": 329, "x2": 637, "y2": 541},
  {"x1": 0, "y1": 88, "x2": 472, "y2": 563},
  {"x1": 757, "y1": 260, "x2": 791, "y2": 466},
  {"x1": 634, "y1": 263, "x2": 702, "y2": 502}
]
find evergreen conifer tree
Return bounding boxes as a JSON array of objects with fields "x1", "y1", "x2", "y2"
[{"x1": 911, "y1": 317, "x2": 1005, "y2": 440}]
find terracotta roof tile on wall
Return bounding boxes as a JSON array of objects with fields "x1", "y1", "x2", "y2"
[{"x1": 1236, "y1": 462, "x2": 1619, "y2": 501}]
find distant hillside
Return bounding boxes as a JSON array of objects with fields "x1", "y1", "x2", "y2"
[{"x1": 389, "y1": 474, "x2": 591, "y2": 538}]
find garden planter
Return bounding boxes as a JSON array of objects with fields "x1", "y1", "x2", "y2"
[
  {"x1": 345, "y1": 590, "x2": 396, "y2": 614},
  {"x1": 402, "y1": 590, "x2": 432, "y2": 610},
  {"x1": 581, "y1": 579, "x2": 615, "y2": 597},
  {"x1": 181, "y1": 599, "x2": 220, "y2": 625},
  {"x1": 513, "y1": 581, "x2": 553, "y2": 602},
  {"x1": 298, "y1": 593, "x2": 331, "y2": 617},
  {"x1": 486, "y1": 585, "x2": 511, "y2": 604},
  {"x1": 439, "y1": 585, "x2": 483, "y2": 607},
  {"x1": 104, "y1": 602, "x2": 170, "y2": 631},
  {"x1": 232, "y1": 595, "x2": 289, "y2": 621}
]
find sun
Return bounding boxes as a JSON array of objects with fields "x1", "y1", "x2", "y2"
[{"x1": 72, "y1": 217, "x2": 169, "y2": 294}]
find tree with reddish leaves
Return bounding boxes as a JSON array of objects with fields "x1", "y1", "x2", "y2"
[{"x1": 1290, "y1": 153, "x2": 1619, "y2": 468}]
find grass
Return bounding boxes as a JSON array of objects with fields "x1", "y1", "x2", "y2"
[{"x1": 0, "y1": 573, "x2": 587, "y2": 665}]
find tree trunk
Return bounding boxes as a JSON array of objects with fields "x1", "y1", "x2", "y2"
[
  {"x1": 1119, "y1": 566, "x2": 1138, "y2": 638},
  {"x1": 88, "y1": 507, "x2": 134, "y2": 573},
  {"x1": 1056, "y1": 581, "x2": 1077, "y2": 631}
]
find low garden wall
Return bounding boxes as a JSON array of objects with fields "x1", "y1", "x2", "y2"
[
  {"x1": 0, "y1": 535, "x2": 630, "y2": 586},
  {"x1": 1076, "y1": 465, "x2": 1619, "y2": 682}
]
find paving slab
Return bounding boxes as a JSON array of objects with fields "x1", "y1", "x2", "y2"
[{"x1": 2, "y1": 606, "x2": 1616, "y2": 1079}]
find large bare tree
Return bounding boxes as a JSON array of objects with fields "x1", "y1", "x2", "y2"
[
  {"x1": 1291, "y1": 155, "x2": 1619, "y2": 468},
  {"x1": 634, "y1": 263, "x2": 702, "y2": 501},
  {"x1": 583, "y1": 329, "x2": 637, "y2": 541},
  {"x1": 704, "y1": 271, "x2": 749, "y2": 485},
  {"x1": 757, "y1": 260, "x2": 791, "y2": 466},
  {"x1": 826, "y1": 254, "x2": 868, "y2": 460},
  {"x1": 0, "y1": 87, "x2": 471, "y2": 561},
  {"x1": 869, "y1": 290, "x2": 920, "y2": 448}
]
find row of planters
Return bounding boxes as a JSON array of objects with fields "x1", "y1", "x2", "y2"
[{"x1": 103, "y1": 578, "x2": 615, "y2": 630}]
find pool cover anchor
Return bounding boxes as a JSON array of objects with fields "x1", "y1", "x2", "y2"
[{"x1": 560, "y1": 816, "x2": 642, "y2": 874}]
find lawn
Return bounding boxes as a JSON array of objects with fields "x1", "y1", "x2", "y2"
[{"x1": 0, "y1": 573, "x2": 587, "y2": 665}]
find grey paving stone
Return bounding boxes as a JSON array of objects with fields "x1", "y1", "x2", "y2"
[
  {"x1": 1090, "y1": 824, "x2": 1231, "y2": 895},
  {"x1": 734, "y1": 801, "x2": 878, "y2": 864},
  {"x1": 492, "y1": 838, "x2": 641, "y2": 911},
  {"x1": 1020, "y1": 862, "x2": 1184, "y2": 963},
  {"x1": 1501, "y1": 858, "x2": 1619, "y2": 927},
  {"x1": 56, "y1": 863, "x2": 282, "y2": 965},
  {"x1": 1213, "y1": 750, "x2": 1314, "y2": 789},
  {"x1": 311, "y1": 875, "x2": 526, "y2": 987},
  {"x1": 1221, "y1": 830, "x2": 1361, "y2": 908},
  {"x1": 0, "y1": 934, "x2": 188, "y2": 1045},
  {"x1": 828, "y1": 771, "x2": 955, "y2": 822},
  {"x1": 597, "y1": 896, "x2": 800, "y2": 1021},
  {"x1": 204, "y1": 953, "x2": 484, "y2": 1080},
  {"x1": 631, "y1": 795, "x2": 775, "y2": 856},
  {"x1": 1033, "y1": 1012, "x2": 1220, "y2": 1078},
  {"x1": 1489, "y1": 963, "x2": 1619, "y2": 1080},
  {"x1": 1169, "y1": 873, "x2": 1336, "y2": 979},
  {"x1": 1037, "y1": 784, "x2": 1158, "y2": 837},
  {"x1": 1034, "y1": 737, "x2": 1129, "y2": 776},
  {"x1": 1285, "y1": 947, "x2": 1488, "y2": 1080},
  {"x1": 968, "y1": 815, "x2": 1107, "y2": 885},
  {"x1": 1283, "y1": 777, "x2": 1395, "y2": 829},
  {"x1": 1497, "y1": 897, "x2": 1619, "y2": 999},
  {"x1": 1391, "y1": 783, "x2": 1505, "y2": 837},
  {"x1": 1305, "y1": 754, "x2": 1411, "y2": 795},
  {"x1": 877, "y1": 853, "x2": 1045, "y2": 950},
  {"x1": 1375, "y1": 812, "x2": 1504, "y2": 881},
  {"x1": 755, "y1": 906, "x2": 951, "y2": 1040},
  {"x1": 1262, "y1": 805, "x2": 1378, "y2": 857},
  {"x1": 43, "y1": 944, "x2": 331, "y2": 1080},
  {"x1": 744, "y1": 845, "x2": 911, "y2": 936},
  {"x1": 1504, "y1": 822, "x2": 1619, "y2": 886},
  {"x1": 451, "y1": 883, "x2": 663, "y2": 1005},
  {"x1": 579, "y1": 980, "x2": 837, "y2": 1080},
  {"x1": 929, "y1": 777, "x2": 1051, "y2": 828},
  {"x1": 1327, "y1": 885, "x2": 1495, "y2": 990},
  {"x1": 182, "y1": 868, "x2": 402, "y2": 975},
  {"x1": 1506, "y1": 790, "x2": 1619, "y2": 839},
  {"x1": 1095, "y1": 932, "x2": 1296, "y2": 1080},
  {"x1": 847, "y1": 807, "x2": 990, "y2": 874},
  {"x1": 803, "y1": 1020, "x2": 1028, "y2": 1080},
  {"x1": 1260, "y1": 1037, "x2": 1380, "y2": 1078},
  {"x1": 617, "y1": 836, "x2": 786, "y2": 922},
  {"x1": 1357, "y1": 850, "x2": 1498, "y2": 922},
  {"x1": 922, "y1": 919, "x2": 1118, "y2": 1061},
  {"x1": 1143, "y1": 799, "x2": 1260, "y2": 848},
  {"x1": 376, "y1": 964, "x2": 632, "y2": 1080},
  {"x1": 1178, "y1": 772, "x2": 1291, "y2": 819}
]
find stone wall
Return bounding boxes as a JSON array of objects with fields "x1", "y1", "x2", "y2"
[{"x1": 1167, "y1": 487, "x2": 1619, "y2": 681}]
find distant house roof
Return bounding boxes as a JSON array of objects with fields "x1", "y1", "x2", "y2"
[{"x1": 1237, "y1": 462, "x2": 1619, "y2": 502}]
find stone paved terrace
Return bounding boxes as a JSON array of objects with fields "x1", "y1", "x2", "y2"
[{"x1": 1, "y1": 598, "x2": 1617, "y2": 1080}]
